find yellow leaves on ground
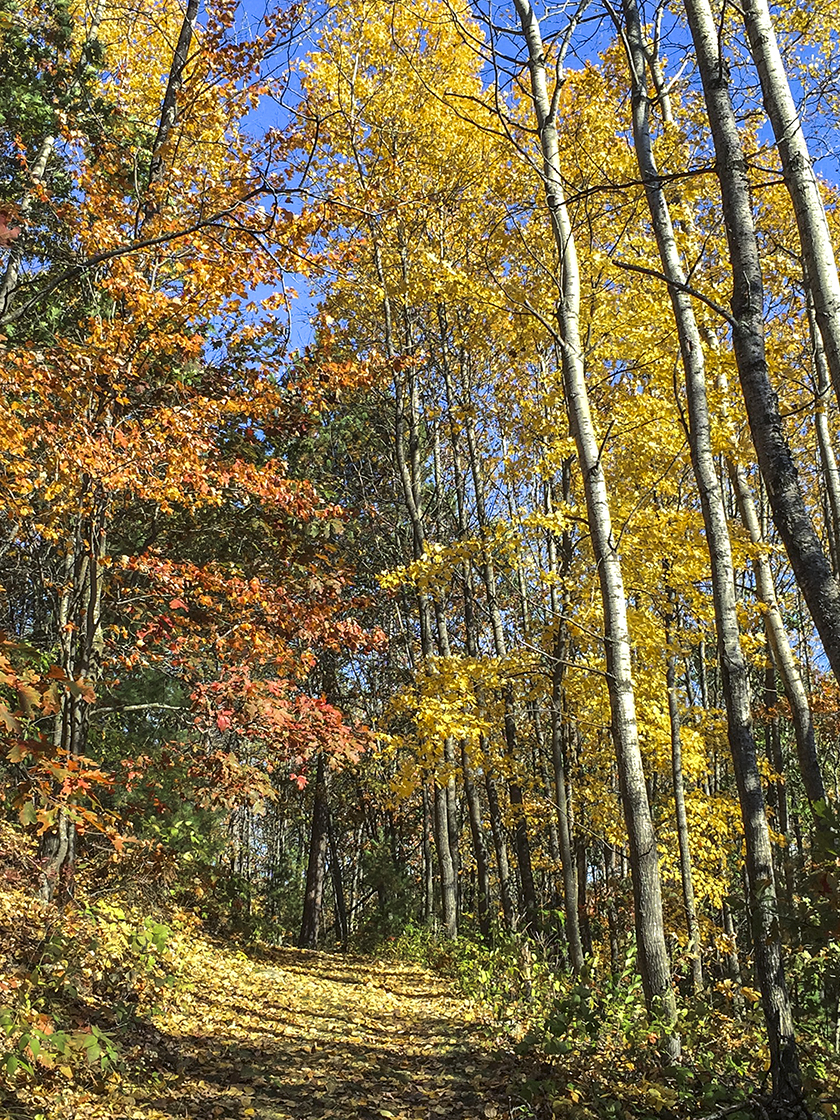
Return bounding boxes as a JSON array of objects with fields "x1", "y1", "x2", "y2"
[{"x1": 5, "y1": 931, "x2": 520, "y2": 1120}]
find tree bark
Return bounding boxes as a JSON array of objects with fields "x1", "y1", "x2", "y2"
[
  {"x1": 741, "y1": 0, "x2": 840, "y2": 407},
  {"x1": 683, "y1": 0, "x2": 840, "y2": 688},
  {"x1": 144, "y1": 0, "x2": 200, "y2": 215},
  {"x1": 546, "y1": 476, "x2": 585, "y2": 972},
  {"x1": 462, "y1": 744, "x2": 492, "y2": 939},
  {"x1": 484, "y1": 756, "x2": 516, "y2": 932},
  {"x1": 328, "y1": 810, "x2": 348, "y2": 950},
  {"x1": 682, "y1": 0, "x2": 803, "y2": 1096},
  {"x1": 433, "y1": 780, "x2": 458, "y2": 938},
  {"x1": 805, "y1": 276, "x2": 840, "y2": 577},
  {"x1": 418, "y1": 783, "x2": 433, "y2": 923},
  {"x1": 299, "y1": 752, "x2": 330, "y2": 949},
  {"x1": 39, "y1": 478, "x2": 107, "y2": 901},
  {"x1": 512, "y1": 0, "x2": 677, "y2": 1041},
  {"x1": 729, "y1": 462, "x2": 826, "y2": 805},
  {"x1": 666, "y1": 638, "x2": 704, "y2": 995},
  {"x1": 462, "y1": 401, "x2": 538, "y2": 931}
]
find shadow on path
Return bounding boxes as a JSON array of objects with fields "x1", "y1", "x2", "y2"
[{"x1": 125, "y1": 942, "x2": 540, "y2": 1120}]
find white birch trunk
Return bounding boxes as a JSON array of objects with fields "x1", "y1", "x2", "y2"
[
  {"x1": 741, "y1": 0, "x2": 840, "y2": 406},
  {"x1": 511, "y1": 0, "x2": 677, "y2": 1038},
  {"x1": 682, "y1": 0, "x2": 804, "y2": 1097}
]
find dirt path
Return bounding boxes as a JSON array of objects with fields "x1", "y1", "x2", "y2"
[{"x1": 109, "y1": 942, "x2": 534, "y2": 1120}]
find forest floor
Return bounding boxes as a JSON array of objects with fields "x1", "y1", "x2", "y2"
[{"x1": 5, "y1": 932, "x2": 537, "y2": 1120}]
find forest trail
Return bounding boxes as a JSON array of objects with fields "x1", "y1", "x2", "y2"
[{"x1": 29, "y1": 937, "x2": 529, "y2": 1120}]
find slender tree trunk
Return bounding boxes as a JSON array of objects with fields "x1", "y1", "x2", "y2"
[
  {"x1": 552, "y1": 711, "x2": 583, "y2": 972},
  {"x1": 722, "y1": 897, "x2": 746, "y2": 1015},
  {"x1": 764, "y1": 659, "x2": 795, "y2": 911},
  {"x1": 462, "y1": 403, "x2": 538, "y2": 931},
  {"x1": 422, "y1": 783, "x2": 434, "y2": 923},
  {"x1": 666, "y1": 635, "x2": 704, "y2": 994},
  {"x1": 546, "y1": 478, "x2": 585, "y2": 972},
  {"x1": 349, "y1": 823, "x2": 364, "y2": 934},
  {"x1": 40, "y1": 479, "x2": 108, "y2": 901},
  {"x1": 684, "y1": 0, "x2": 840, "y2": 688},
  {"x1": 806, "y1": 280, "x2": 840, "y2": 576},
  {"x1": 682, "y1": 0, "x2": 803, "y2": 1096},
  {"x1": 511, "y1": 0, "x2": 677, "y2": 1039},
  {"x1": 433, "y1": 780, "x2": 457, "y2": 939},
  {"x1": 372, "y1": 232, "x2": 458, "y2": 938},
  {"x1": 462, "y1": 744, "x2": 492, "y2": 939},
  {"x1": 729, "y1": 463, "x2": 826, "y2": 804},
  {"x1": 604, "y1": 843, "x2": 621, "y2": 979},
  {"x1": 575, "y1": 840, "x2": 592, "y2": 957},
  {"x1": 740, "y1": 0, "x2": 840, "y2": 406},
  {"x1": 534, "y1": 718, "x2": 561, "y2": 876},
  {"x1": 328, "y1": 811, "x2": 348, "y2": 950},
  {"x1": 705, "y1": 342, "x2": 825, "y2": 805},
  {"x1": 299, "y1": 753, "x2": 329, "y2": 949},
  {"x1": 484, "y1": 757, "x2": 515, "y2": 932},
  {"x1": 459, "y1": 540, "x2": 515, "y2": 934},
  {"x1": 144, "y1": 0, "x2": 200, "y2": 215}
]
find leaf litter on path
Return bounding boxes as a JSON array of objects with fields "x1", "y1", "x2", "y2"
[{"x1": 10, "y1": 937, "x2": 533, "y2": 1120}]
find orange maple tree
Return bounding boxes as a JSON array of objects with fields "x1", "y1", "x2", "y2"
[{"x1": 0, "y1": 0, "x2": 375, "y2": 896}]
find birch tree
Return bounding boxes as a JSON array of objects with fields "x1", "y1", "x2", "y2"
[{"x1": 510, "y1": 0, "x2": 677, "y2": 1041}]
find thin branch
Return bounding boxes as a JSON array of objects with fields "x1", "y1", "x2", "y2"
[
  {"x1": 92, "y1": 703, "x2": 186, "y2": 716},
  {"x1": 0, "y1": 187, "x2": 272, "y2": 328},
  {"x1": 613, "y1": 258, "x2": 736, "y2": 325}
]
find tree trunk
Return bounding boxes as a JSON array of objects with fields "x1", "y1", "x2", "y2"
[
  {"x1": 328, "y1": 810, "x2": 348, "y2": 950},
  {"x1": 764, "y1": 659, "x2": 795, "y2": 911},
  {"x1": 144, "y1": 0, "x2": 200, "y2": 213},
  {"x1": 511, "y1": 0, "x2": 677, "y2": 1040},
  {"x1": 462, "y1": 744, "x2": 492, "y2": 939},
  {"x1": 575, "y1": 840, "x2": 592, "y2": 958},
  {"x1": 422, "y1": 783, "x2": 434, "y2": 923},
  {"x1": 461, "y1": 553, "x2": 514, "y2": 934},
  {"x1": 40, "y1": 480, "x2": 108, "y2": 902},
  {"x1": 552, "y1": 710, "x2": 583, "y2": 972},
  {"x1": 729, "y1": 463, "x2": 826, "y2": 805},
  {"x1": 741, "y1": 0, "x2": 840, "y2": 407},
  {"x1": 546, "y1": 478, "x2": 585, "y2": 972},
  {"x1": 462, "y1": 400, "x2": 538, "y2": 931},
  {"x1": 433, "y1": 780, "x2": 458, "y2": 939},
  {"x1": 604, "y1": 843, "x2": 621, "y2": 979},
  {"x1": 808, "y1": 285, "x2": 840, "y2": 577},
  {"x1": 666, "y1": 639, "x2": 704, "y2": 994},
  {"x1": 722, "y1": 897, "x2": 746, "y2": 1015},
  {"x1": 682, "y1": 0, "x2": 803, "y2": 1096},
  {"x1": 484, "y1": 760, "x2": 515, "y2": 932},
  {"x1": 684, "y1": 0, "x2": 840, "y2": 688},
  {"x1": 299, "y1": 753, "x2": 330, "y2": 949}
]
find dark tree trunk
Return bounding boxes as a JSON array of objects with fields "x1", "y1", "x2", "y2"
[
  {"x1": 485, "y1": 765, "x2": 515, "y2": 932},
  {"x1": 462, "y1": 744, "x2": 492, "y2": 939},
  {"x1": 299, "y1": 753, "x2": 330, "y2": 949},
  {"x1": 328, "y1": 810, "x2": 348, "y2": 950}
]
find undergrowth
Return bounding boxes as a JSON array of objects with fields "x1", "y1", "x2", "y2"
[
  {"x1": 386, "y1": 923, "x2": 840, "y2": 1120},
  {"x1": 0, "y1": 821, "x2": 191, "y2": 1104}
]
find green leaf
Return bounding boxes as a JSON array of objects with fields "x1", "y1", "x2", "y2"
[{"x1": 19, "y1": 802, "x2": 38, "y2": 827}]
